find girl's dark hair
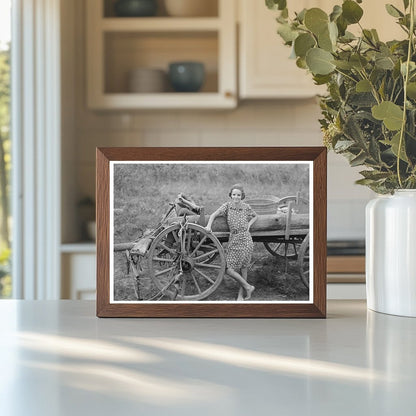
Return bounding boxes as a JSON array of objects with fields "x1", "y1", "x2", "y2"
[{"x1": 228, "y1": 184, "x2": 245, "y2": 200}]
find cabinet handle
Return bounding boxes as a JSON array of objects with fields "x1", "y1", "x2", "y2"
[{"x1": 224, "y1": 91, "x2": 234, "y2": 99}]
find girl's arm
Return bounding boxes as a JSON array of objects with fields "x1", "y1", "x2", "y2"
[
  {"x1": 247, "y1": 214, "x2": 258, "y2": 231},
  {"x1": 206, "y1": 208, "x2": 222, "y2": 232}
]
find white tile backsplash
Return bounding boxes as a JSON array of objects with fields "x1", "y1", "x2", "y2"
[
  {"x1": 142, "y1": 130, "x2": 200, "y2": 146},
  {"x1": 328, "y1": 199, "x2": 368, "y2": 240},
  {"x1": 74, "y1": 100, "x2": 370, "y2": 240}
]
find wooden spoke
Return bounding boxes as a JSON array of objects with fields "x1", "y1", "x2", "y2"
[
  {"x1": 154, "y1": 266, "x2": 175, "y2": 277},
  {"x1": 148, "y1": 223, "x2": 225, "y2": 301},
  {"x1": 190, "y1": 235, "x2": 207, "y2": 257},
  {"x1": 152, "y1": 256, "x2": 174, "y2": 263},
  {"x1": 170, "y1": 229, "x2": 179, "y2": 243},
  {"x1": 193, "y1": 267, "x2": 215, "y2": 284},
  {"x1": 186, "y1": 228, "x2": 193, "y2": 253},
  {"x1": 190, "y1": 272, "x2": 202, "y2": 294},
  {"x1": 264, "y1": 241, "x2": 299, "y2": 260},
  {"x1": 158, "y1": 243, "x2": 176, "y2": 254},
  {"x1": 194, "y1": 262, "x2": 222, "y2": 270},
  {"x1": 193, "y1": 249, "x2": 219, "y2": 262}
]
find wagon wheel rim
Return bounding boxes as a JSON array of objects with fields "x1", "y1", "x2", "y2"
[
  {"x1": 298, "y1": 233, "x2": 309, "y2": 289},
  {"x1": 148, "y1": 223, "x2": 225, "y2": 300},
  {"x1": 263, "y1": 241, "x2": 299, "y2": 260}
]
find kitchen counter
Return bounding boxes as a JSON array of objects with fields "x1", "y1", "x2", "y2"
[{"x1": 0, "y1": 300, "x2": 415, "y2": 415}]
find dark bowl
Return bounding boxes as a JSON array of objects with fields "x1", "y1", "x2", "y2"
[
  {"x1": 114, "y1": 0, "x2": 157, "y2": 17},
  {"x1": 168, "y1": 62, "x2": 205, "y2": 92}
]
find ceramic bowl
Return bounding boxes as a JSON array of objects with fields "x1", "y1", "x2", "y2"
[
  {"x1": 164, "y1": 0, "x2": 217, "y2": 17},
  {"x1": 168, "y1": 62, "x2": 205, "y2": 92},
  {"x1": 114, "y1": 0, "x2": 158, "y2": 17},
  {"x1": 128, "y1": 68, "x2": 167, "y2": 93}
]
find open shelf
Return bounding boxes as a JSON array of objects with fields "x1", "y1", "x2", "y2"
[
  {"x1": 104, "y1": 31, "x2": 218, "y2": 94},
  {"x1": 101, "y1": 17, "x2": 221, "y2": 31},
  {"x1": 103, "y1": 0, "x2": 219, "y2": 18},
  {"x1": 87, "y1": 0, "x2": 236, "y2": 109}
]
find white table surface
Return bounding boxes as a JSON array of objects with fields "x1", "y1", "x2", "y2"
[{"x1": 0, "y1": 300, "x2": 415, "y2": 416}]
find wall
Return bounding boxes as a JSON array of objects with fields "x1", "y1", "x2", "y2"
[{"x1": 61, "y1": 0, "x2": 374, "y2": 243}]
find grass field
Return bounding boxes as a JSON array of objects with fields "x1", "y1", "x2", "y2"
[{"x1": 112, "y1": 162, "x2": 310, "y2": 302}]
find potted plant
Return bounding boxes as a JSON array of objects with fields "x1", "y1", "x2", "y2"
[{"x1": 266, "y1": 0, "x2": 416, "y2": 316}]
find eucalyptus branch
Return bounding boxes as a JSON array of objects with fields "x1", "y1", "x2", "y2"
[
  {"x1": 393, "y1": 85, "x2": 404, "y2": 103},
  {"x1": 358, "y1": 69, "x2": 381, "y2": 104},
  {"x1": 398, "y1": 24, "x2": 410, "y2": 35},
  {"x1": 390, "y1": 79, "x2": 398, "y2": 102},
  {"x1": 334, "y1": 68, "x2": 358, "y2": 84},
  {"x1": 397, "y1": 0, "x2": 415, "y2": 188}
]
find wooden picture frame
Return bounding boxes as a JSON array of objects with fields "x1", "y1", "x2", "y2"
[{"x1": 96, "y1": 147, "x2": 327, "y2": 318}]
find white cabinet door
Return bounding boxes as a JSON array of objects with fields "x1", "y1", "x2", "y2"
[
  {"x1": 238, "y1": 0, "x2": 404, "y2": 99},
  {"x1": 239, "y1": 0, "x2": 326, "y2": 99},
  {"x1": 62, "y1": 253, "x2": 96, "y2": 300}
]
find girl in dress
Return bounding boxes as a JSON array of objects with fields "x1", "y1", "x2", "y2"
[{"x1": 206, "y1": 184, "x2": 258, "y2": 300}]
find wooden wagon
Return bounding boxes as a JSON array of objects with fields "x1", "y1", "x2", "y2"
[{"x1": 114, "y1": 193, "x2": 309, "y2": 301}]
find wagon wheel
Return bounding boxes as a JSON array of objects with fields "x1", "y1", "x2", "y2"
[
  {"x1": 298, "y1": 233, "x2": 309, "y2": 289},
  {"x1": 263, "y1": 241, "x2": 299, "y2": 260},
  {"x1": 148, "y1": 223, "x2": 226, "y2": 301}
]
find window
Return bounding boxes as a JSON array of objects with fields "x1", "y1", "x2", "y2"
[{"x1": 0, "y1": 0, "x2": 11, "y2": 298}]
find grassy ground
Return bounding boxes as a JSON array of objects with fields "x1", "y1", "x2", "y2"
[
  {"x1": 113, "y1": 163, "x2": 310, "y2": 301},
  {"x1": 114, "y1": 243, "x2": 309, "y2": 301}
]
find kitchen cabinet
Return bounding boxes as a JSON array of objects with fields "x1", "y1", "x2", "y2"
[
  {"x1": 238, "y1": 0, "x2": 404, "y2": 99},
  {"x1": 61, "y1": 245, "x2": 96, "y2": 300},
  {"x1": 86, "y1": 0, "x2": 237, "y2": 109},
  {"x1": 238, "y1": 0, "x2": 325, "y2": 99}
]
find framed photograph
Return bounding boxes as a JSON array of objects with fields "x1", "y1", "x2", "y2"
[{"x1": 96, "y1": 147, "x2": 327, "y2": 318}]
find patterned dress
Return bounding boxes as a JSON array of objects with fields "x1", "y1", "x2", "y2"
[{"x1": 217, "y1": 201, "x2": 256, "y2": 271}]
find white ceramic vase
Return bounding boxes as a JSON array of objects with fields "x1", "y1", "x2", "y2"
[{"x1": 366, "y1": 190, "x2": 416, "y2": 317}]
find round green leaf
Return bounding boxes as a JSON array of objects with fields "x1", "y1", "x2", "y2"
[
  {"x1": 304, "y1": 8, "x2": 328, "y2": 35},
  {"x1": 294, "y1": 33, "x2": 316, "y2": 58},
  {"x1": 385, "y1": 4, "x2": 403, "y2": 18},
  {"x1": 266, "y1": 0, "x2": 287, "y2": 11},
  {"x1": 328, "y1": 21, "x2": 338, "y2": 43},
  {"x1": 336, "y1": 15, "x2": 348, "y2": 36},
  {"x1": 277, "y1": 23, "x2": 298, "y2": 43},
  {"x1": 342, "y1": 0, "x2": 363, "y2": 24},
  {"x1": 330, "y1": 5, "x2": 342, "y2": 22},
  {"x1": 333, "y1": 60, "x2": 352, "y2": 70},
  {"x1": 318, "y1": 27, "x2": 334, "y2": 52},
  {"x1": 350, "y1": 54, "x2": 368, "y2": 70},
  {"x1": 356, "y1": 80, "x2": 372, "y2": 92},
  {"x1": 407, "y1": 82, "x2": 416, "y2": 99},
  {"x1": 388, "y1": 132, "x2": 408, "y2": 162},
  {"x1": 296, "y1": 8, "x2": 307, "y2": 23},
  {"x1": 371, "y1": 101, "x2": 404, "y2": 131},
  {"x1": 375, "y1": 56, "x2": 395, "y2": 70},
  {"x1": 296, "y1": 57, "x2": 308, "y2": 69},
  {"x1": 313, "y1": 74, "x2": 332, "y2": 85},
  {"x1": 306, "y1": 48, "x2": 335, "y2": 75}
]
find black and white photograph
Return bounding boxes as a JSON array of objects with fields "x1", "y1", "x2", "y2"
[{"x1": 110, "y1": 161, "x2": 312, "y2": 303}]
